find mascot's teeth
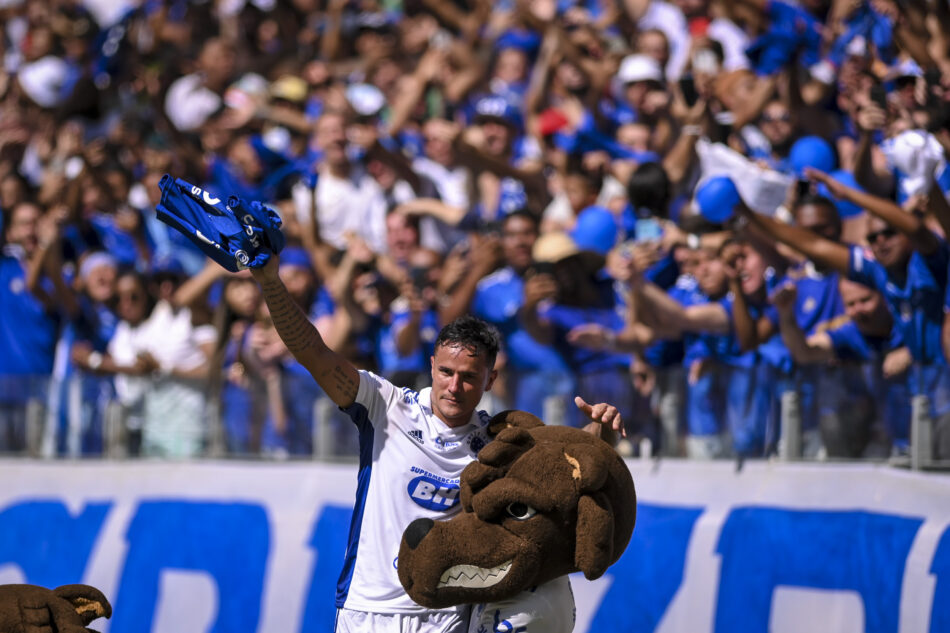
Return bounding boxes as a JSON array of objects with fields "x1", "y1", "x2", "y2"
[{"x1": 437, "y1": 560, "x2": 513, "y2": 589}]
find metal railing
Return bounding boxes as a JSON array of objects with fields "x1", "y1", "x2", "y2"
[{"x1": 1, "y1": 364, "x2": 947, "y2": 470}]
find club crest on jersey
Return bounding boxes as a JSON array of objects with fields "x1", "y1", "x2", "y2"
[
  {"x1": 407, "y1": 469, "x2": 460, "y2": 511},
  {"x1": 468, "y1": 432, "x2": 487, "y2": 455},
  {"x1": 402, "y1": 388, "x2": 420, "y2": 405}
]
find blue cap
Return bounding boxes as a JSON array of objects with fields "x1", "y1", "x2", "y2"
[
  {"x1": 495, "y1": 29, "x2": 541, "y2": 57},
  {"x1": 150, "y1": 254, "x2": 186, "y2": 276},
  {"x1": 695, "y1": 177, "x2": 740, "y2": 223},
  {"x1": 279, "y1": 246, "x2": 312, "y2": 270},
  {"x1": 570, "y1": 206, "x2": 618, "y2": 255},
  {"x1": 817, "y1": 169, "x2": 864, "y2": 218},
  {"x1": 471, "y1": 95, "x2": 522, "y2": 130},
  {"x1": 789, "y1": 136, "x2": 837, "y2": 176}
]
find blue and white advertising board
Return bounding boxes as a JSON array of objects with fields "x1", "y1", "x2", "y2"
[{"x1": 1, "y1": 459, "x2": 949, "y2": 632}]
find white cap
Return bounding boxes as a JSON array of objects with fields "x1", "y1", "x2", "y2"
[
  {"x1": 346, "y1": 83, "x2": 386, "y2": 116},
  {"x1": 617, "y1": 54, "x2": 663, "y2": 85},
  {"x1": 881, "y1": 129, "x2": 946, "y2": 198},
  {"x1": 846, "y1": 35, "x2": 868, "y2": 58},
  {"x1": 16, "y1": 56, "x2": 68, "y2": 108},
  {"x1": 893, "y1": 58, "x2": 924, "y2": 79}
]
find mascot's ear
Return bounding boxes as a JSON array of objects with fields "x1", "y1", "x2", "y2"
[
  {"x1": 478, "y1": 427, "x2": 535, "y2": 467},
  {"x1": 574, "y1": 492, "x2": 615, "y2": 580},
  {"x1": 487, "y1": 410, "x2": 544, "y2": 437},
  {"x1": 53, "y1": 585, "x2": 112, "y2": 626},
  {"x1": 563, "y1": 445, "x2": 609, "y2": 493}
]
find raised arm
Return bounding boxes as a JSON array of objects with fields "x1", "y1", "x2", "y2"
[
  {"x1": 770, "y1": 282, "x2": 834, "y2": 364},
  {"x1": 806, "y1": 167, "x2": 940, "y2": 255},
  {"x1": 637, "y1": 281, "x2": 731, "y2": 337},
  {"x1": 519, "y1": 272, "x2": 557, "y2": 344},
  {"x1": 251, "y1": 256, "x2": 360, "y2": 408},
  {"x1": 438, "y1": 236, "x2": 502, "y2": 325},
  {"x1": 737, "y1": 204, "x2": 851, "y2": 274}
]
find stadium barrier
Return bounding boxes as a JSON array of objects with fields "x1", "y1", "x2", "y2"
[{"x1": 1, "y1": 459, "x2": 948, "y2": 632}]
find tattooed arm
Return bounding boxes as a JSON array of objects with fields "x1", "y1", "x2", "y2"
[{"x1": 250, "y1": 256, "x2": 360, "y2": 408}]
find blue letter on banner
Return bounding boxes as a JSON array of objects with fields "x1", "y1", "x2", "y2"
[
  {"x1": 299, "y1": 505, "x2": 352, "y2": 632},
  {"x1": 715, "y1": 507, "x2": 922, "y2": 633},
  {"x1": 930, "y1": 525, "x2": 950, "y2": 633},
  {"x1": 110, "y1": 501, "x2": 269, "y2": 633},
  {"x1": 586, "y1": 503, "x2": 703, "y2": 631},
  {"x1": 0, "y1": 500, "x2": 110, "y2": 587}
]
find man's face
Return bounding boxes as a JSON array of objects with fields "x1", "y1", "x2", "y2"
[
  {"x1": 695, "y1": 249, "x2": 728, "y2": 297},
  {"x1": 623, "y1": 81, "x2": 651, "y2": 111},
  {"x1": 423, "y1": 120, "x2": 455, "y2": 166},
  {"x1": 386, "y1": 213, "x2": 419, "y2": 262},
  {"x1": 502, "y1": 215, "x2": 537, "y2": 272},
  {"x1": 759, "y1": 102, "x2": 793, "y2": 147},
  {"x1": 637, "y1": 32, "x2": 669, "y2": 68},
  {"x1": 494, "y1": 48, "x2": 528, "y2": 84},
  {"x1": 617, "y1": 123, "x2": 651, "y2": 152},
  {"x1": 5, "y1": 203, "x2": 40, "y2": 253},
  {"x1": 279, "y1": 264, "x2": 315, "y2": 302},
  {"x1": 315, "y1": 113, "x2": 347, "y2": 166},
  {"x1": 866, "y1": 216, "x2": 909, "y2": 270},
  {"x1": 840, "y1": 279, "x2": 886, "y2": 331},
  {"x1": 795, "y1": 202, "x2": 840, "y2": 242},
  {"x1": 85, "y1": 263, "x2": 117, "y2": 304},
  {"x1": 199, "y1": 39, "x2": 236, "y2": 88},
  {"x1": 481, "y1": 120, "x2": 511, "y2": 156},
  {"x1": 737, "y1": 244, "x2": 767, "y2": 296},
  {"x1": 429, "y1": 343, "x2": 497, "y2": 427},
  {"x1": 563, "y1": 174, "x2": 596, "y2": 214}
]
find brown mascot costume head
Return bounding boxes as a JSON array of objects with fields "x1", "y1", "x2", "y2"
[
  {"x1": 397, "y1": 410, "x2": 636, "y2": 608},
  {"x1": 0, "y1": 584, "x2": 111, "y2": 633}
]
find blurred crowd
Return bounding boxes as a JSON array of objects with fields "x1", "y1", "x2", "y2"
[{"x1": 3, "y1": 0, "x2": 950, "y2": 462}]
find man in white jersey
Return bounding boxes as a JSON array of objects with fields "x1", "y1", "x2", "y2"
[{"x1": 250, "y1": 255, "x2": 624, "y2": 633}]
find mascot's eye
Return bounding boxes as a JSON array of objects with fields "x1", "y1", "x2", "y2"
[{"x1": 505, "y1": 502, "x2": 537, "y2": 521}]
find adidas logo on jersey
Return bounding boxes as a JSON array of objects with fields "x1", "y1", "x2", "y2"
[{"x1": 408, "y1": 430, "x2": 424, "y2": 444}]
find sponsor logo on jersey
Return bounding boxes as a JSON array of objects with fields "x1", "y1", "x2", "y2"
[
  {"x1": 433, "y1": 436, "x2": 461, "y2": 451},
  {"x1": 407, "y1": 467, "x2": 460, "y2": 511},
  {"x1": 407, "y1": 430, "x2": 424, "y2": 444}
]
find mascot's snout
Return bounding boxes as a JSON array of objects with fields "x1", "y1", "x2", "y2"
[
  {"x1": 404, "y1": 518, "x2": 435, "y2": 550},
  {"x1": 397, "y1": 410, "x2": 636, "y2": 608}
]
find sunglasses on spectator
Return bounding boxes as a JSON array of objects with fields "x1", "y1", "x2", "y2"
[
  {"x1": 761, "y1": 113, "x2": 790, "y2": 123},
  {"x1": 866, "y1": 228, "x2": 898, "y2": 242}
]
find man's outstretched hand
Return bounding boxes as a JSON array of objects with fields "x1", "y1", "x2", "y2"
[{"x1": 575, "y1": 396, "x2": 626, "y2": 438}]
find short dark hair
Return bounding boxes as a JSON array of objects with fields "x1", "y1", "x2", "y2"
[
  {"x1": 502, "y1": 209, "x2": 539, "y2": 231},
  {"x1": 793, "y1": 193, "x2": 839, "y2": 219},
  {"x1": 434, "y1": 316, "x2": 500, "y2": 369},
  {"x1": 627, "y1": 162, "x2": 671, "y2": 218}
]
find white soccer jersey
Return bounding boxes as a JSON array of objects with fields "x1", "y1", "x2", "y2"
[
  {"x1": 468, "y1": 577, "x2": 576, "y2": 633},
  {"x1": 336, "y1": 370, "x2": 493, "y2": 615}
]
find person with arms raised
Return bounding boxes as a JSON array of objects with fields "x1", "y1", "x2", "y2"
[{"x1": 248, "y1": 254, "x2": 624, "y2": 633}]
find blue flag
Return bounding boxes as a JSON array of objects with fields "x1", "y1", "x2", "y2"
[{"x1": 155, "y1": 175, "x2": 283, "y2": 273}]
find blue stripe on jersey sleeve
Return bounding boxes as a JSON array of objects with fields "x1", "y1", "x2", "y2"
[{"x1": 335, "y1": 402, "x2": 375, "y2": 607}]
